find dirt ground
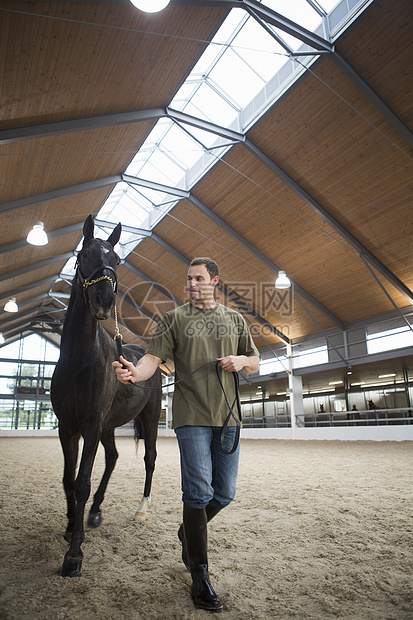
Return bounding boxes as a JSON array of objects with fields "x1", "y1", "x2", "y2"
[{"x1": 0, "y1": 436, "x2": 412, "y2": 619}]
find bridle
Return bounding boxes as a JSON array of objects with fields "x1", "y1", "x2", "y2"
[
  {"x1": 76, "y1": 260, "x2": 119, "y2": 295},
  {"x1": 75, "y1": 256, "x2": 123, "y2": 342}
]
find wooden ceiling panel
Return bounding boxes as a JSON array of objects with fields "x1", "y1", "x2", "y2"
[
  {"x1": 336, "y1": 0, "x2": 413, "y2": 124},
  {"x1": 191, "y1": 146, "x2": 406, "y2": 327},
  {"x1": 0, "y1": 122, "x2": 154, "y2": 203},
  {"x1": 0, "y1": 187, "x2": 115, "y2": 246},
  {"x1": 0, "y1": 259, "x2": 68, "y2": 297},
  {"x1": 0, "y1": 1, "x2": 227, "y2": 127},
  {"x1": 150, "y1": 200, "x2": 332, "y2": 341}
]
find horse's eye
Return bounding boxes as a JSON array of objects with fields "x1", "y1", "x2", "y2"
[{"x1": 82, "y1": 252, "x2": 87, "y2": 259}]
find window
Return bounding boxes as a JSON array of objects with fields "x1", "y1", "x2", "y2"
[{"x1": 367, "y1": 325, "x2": 413, "y2": 355}]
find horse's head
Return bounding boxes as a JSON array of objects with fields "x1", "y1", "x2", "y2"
[{"x1": 76, "y1": 215, "x2": 122, "y2": 320}]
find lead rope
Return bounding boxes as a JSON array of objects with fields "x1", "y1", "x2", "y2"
[
  {"x1": 113, "y1": 304, "x2": 124, "y2": 360},
  {"x1": 113, "y1": 299, "x2": 240, "y2": 455}
]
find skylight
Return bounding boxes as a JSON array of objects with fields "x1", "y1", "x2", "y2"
[{"x1": 57, "y1": 0, "x2": 372, "y2": 281}]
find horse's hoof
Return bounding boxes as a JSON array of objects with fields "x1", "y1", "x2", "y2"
[
  {"x1": 61, "y1": 554, "x2": 83, "y2": 578},
  {"x1": 88, "y1": 511, "x2": 102, "y2": 528},
  {"x1": 134, "y1": 511, "x2": 147, "y2": 522}
]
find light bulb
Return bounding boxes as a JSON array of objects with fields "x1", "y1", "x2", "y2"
[
  {"x1": 27, "y1": 221, "x2": 48, "y2": 246},
  {"x1": 129, "y1": 0, "x2": 170, "y2": 13},
  {"x1": 275, "y1": 270, "x2": 291, "y2": 290},
  {"x1": 4, "y1": 297, "x2": 18, "y2": 313}
]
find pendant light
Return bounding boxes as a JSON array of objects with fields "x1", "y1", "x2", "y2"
[
  {"x1": 4, "y1": 297, "x2": 18, "y2": 313},
  {"x1": 275, "y1": 222, "x2": 291, "y2": 289},
  {"x1": 129, "y1": 0, "x2": 170, "y2": 12},
  {"x1": 275, "y1": 270, "x2": 291, "y2": 289},
  {"x1": 27, "y1": 221, "x2": 48, "y2": 246}
]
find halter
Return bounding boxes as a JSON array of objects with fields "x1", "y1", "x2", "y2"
[{"x1": 75, "y1": 259, "x2": 123, "y2": 343}]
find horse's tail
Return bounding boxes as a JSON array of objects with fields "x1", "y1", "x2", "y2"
[{"x1": 133, "y1": 416, "x2": 144, "y2": 449}]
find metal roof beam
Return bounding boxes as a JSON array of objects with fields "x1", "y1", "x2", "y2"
[
  {"x1": 171, "y1": 0, "x2": 333, "y2": 51},
  {"x1": 123, "y1": 174, "x2": 190, "y2": 199},
  {"x1": 244, "y1": 138, "x2": 413, "y2": 305},
  {"x1": 0, "y1": 275, "x2": 58, "y2": 302},
  {"x1": 123, "y1": 261, "x2": 183, "y2": 308},
  {"x1": 94, "y1": 219, "x2": 152, "y2": 237},
  {"x1": 3, "y1": 321, "x2": 61, "y2": 341},
  {"x1": 187, "y1": 192, "x2": 345, "y2": 329},
  {"x1": 0, "y1": 307, "x2": 40, "y2": 331},
  {"x1": 151, "y1": 232, "x2": 290, "y2": 344},
  {"x1": 331, "y1": 52, "x2": 413, "y2": 149},
  {"x1": 117, "y1": 290, "x2": 160, "y2": 325},
  {"x1": 0, "y1": 108, "x2": 165, "y2": 145},
  {"x1": 0, "y1": 176, "x2": 121, "y2": 215},
  {"x1": 0, "y1": 222, "x2": 84, "y2": 255},
  {"x1": 0, "y1": 107, "x2": 243, "y2": 147},
  {"x1": 167, "y1": 107, "x2": 245, "y2": 142},
  {"x1": 0, "y1": 252, "x2": 73, "y2": 284},
  {"x1": 0, "y1": 306, "x2": 62, "y2": 330},
  {"x1": 0, "y1": 294, "x2": 55, "y2": 321}
]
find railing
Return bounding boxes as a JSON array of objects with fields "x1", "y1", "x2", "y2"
[
  {"x1": 297, "y1": 407, "x2": 413, "y2": 427},
  {"x1": 242, "y1": 408, "x2": 413, "y2": 428},
  {"x1": 2, "y1": 408, "x2": 412, "y2": 431}
]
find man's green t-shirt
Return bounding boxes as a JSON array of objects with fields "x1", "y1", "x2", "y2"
[{"x1": 146, "y1": 302, "x2": 259, "y2": 429}]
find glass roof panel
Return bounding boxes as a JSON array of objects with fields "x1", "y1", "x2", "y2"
[
  {"x1": 230, "y1": 16, "x2": 289, "y2": 81},
  {"x1": 174, "y1": 111, "x2": 225, "y2": 149},
  {"x1": 208, "y1": 47, "x2": 265, "y2": 108},
  {"x1": 315, "y1": 0, "x2": 340, "y2": 12},
  {"x1": 160, "y1": 124, "x2": 204, "y2": 170},
  {"x1": 262, "y1": 0, "x2": 323, "y2": 31},
  {"x1": 139, "y1": 151, "x2": 185, "y2": 186},
  {"x1": 210, "y1": 8, "x2": 247, "y2": 46},
  {"x1": 187, "y1": 82, "x2": 239, "y2": 127}
]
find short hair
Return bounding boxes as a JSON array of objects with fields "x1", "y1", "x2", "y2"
[{"x1": 190, "y1": 257, "x2": 219, "y2": 279}]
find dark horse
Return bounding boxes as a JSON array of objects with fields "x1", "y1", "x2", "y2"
[{"x1": 51, "y1": 215, "x2": 161, "y2": 578}]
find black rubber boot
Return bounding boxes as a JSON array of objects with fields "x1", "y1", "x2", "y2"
[
  {"x1": 177, "y1": 523, "x2": 190, "y2": 570},
  {"x1": 178, "y1": 502, "x2": 222, "y2": 572},
  {"x1": 183, "y1": 504, "x2": 223, "y2": 613}
]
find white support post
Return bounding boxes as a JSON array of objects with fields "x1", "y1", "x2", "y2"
[{"x1": 287, "y1": 344, "x2": 304, "y2": 438}]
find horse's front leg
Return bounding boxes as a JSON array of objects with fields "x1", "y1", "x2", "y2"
[
  {"x1": 61, "y1": 426, "x2": 100, "y2": 577},
  {"x1": 59, "y1": 426, "x2": 80, "y2": 542},
  {"x1": 88, "y1": 429, "x2": 118, "y2": 528}
]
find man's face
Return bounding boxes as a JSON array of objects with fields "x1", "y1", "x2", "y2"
[{"x1": 187, "y1": 264, "x2": 218, "y2": 302}]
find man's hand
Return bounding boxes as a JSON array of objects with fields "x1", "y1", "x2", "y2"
[
  {"x1": 217, "y1": 355, "x2": 260, "y2": 374},
  {"x1": 112, "y1": 353, "x2": 162, "y2": 384},
  {"x1": 112, "y1": 355, "x2": 138, "y2": 384},
  {"x1": 217, "y1": 355, "x2": 246, "y2": 373}
]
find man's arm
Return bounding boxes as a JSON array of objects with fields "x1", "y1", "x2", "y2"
[
  {"x1": 217, "y1": 355, "x2": 259, "y2": 374},
  {"x1": 112, "y1": 353, "x2": 162, "y2": 384}
]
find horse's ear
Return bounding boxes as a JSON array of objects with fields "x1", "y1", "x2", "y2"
[
  {"x1": 107, "y1": 222, "x2": 122, "y2": 248},
  {"x1": 83, "y1": 215, "x2": 95, "y2": 244}
]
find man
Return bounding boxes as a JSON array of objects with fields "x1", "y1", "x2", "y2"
[{"x1": 113, "y1": 257, "x2": 259, "y2": 612}]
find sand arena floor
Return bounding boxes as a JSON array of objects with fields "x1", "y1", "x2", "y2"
[{"x1": 0, "y1": 436, "x2": 412, "y2": 619}]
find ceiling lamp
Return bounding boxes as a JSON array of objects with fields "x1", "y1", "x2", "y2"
[
  {"x1": 129, "y1": 0, "x2": 170, "y2": 12},
  {"x1": 27, "y1": 221, "x2": 48, "y2": 246},
  {"x1": 275, "y1": 270, "x2": 291, "y2": 289},
  {"x1": 4, "y1": 297, "x2": 18, "y2": 313}
]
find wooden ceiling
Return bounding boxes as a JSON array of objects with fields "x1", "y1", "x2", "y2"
[{"x1": 0, "y1": 0, "x2": 412, "y2": 377}]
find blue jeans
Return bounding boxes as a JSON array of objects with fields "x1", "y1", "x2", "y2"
[{"x1": 175, "y1": 426, "x2": 240, "y2": 510}]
